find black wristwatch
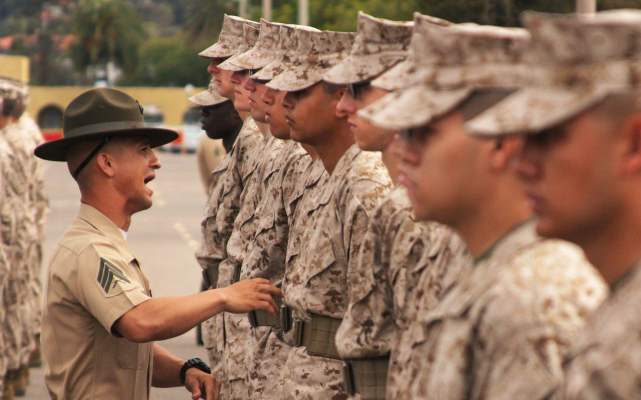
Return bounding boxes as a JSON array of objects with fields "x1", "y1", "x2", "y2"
[{"x1": 179, "y1": 357, "x2": 211, "y2": 385}]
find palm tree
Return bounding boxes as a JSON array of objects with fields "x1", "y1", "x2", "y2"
[{"x1": 70, "y1": 0, "x2": 145, "y2": 84}]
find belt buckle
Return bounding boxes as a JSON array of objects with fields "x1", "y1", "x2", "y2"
[
  {"x1": 232, "y1": 264, "x2": 241, "y2": 283},
  {"x1": 293, "y1": 320, "x2": 304, "y2": 347},
  {"x1": 279, "y1": 304, "x2": 292, "y2": 332},
  {"x1": 343, "y1": 361, "x2": 356, "y2": 395},
  {"x1": 201, "y1": 270, "x2": 210, "y2": 288},
  {"x1": 248, "y1": 310, "x2": 258, "y2": 328}
]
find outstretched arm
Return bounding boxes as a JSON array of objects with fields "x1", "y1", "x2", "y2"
[{"x1": 114, "y1": 278, "x2": 281, "y2": 342}]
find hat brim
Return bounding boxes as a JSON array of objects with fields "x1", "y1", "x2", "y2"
[
  {"x1": 323, "y1": 53, "x2": 406, "y2": 85},
  {"x1": 267, "y1": 63, "x2": 330, "y2": 92},
  {"x1": 34, "y1": 127, "x2": 178, "y2": 162},
  {"x1": 189, "y1": 89, "x2": 229, "y2": 107},
  {"x1": 226, "y1": 48, "x2": 276, "y2": 71},
  {"x1": 358, "y1": 84, "x2": 472, "y2": 130},
  {"x1": 198, "y1": 41, "x2": 236, "y2": 59},
  {"x1": 465, "y1": 86, "x2": 610, "y2": 137},
  {"x1": 371, "y1": 59, "x2": 422, "y2": 91}
]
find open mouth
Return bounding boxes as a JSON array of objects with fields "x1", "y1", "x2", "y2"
[{"x1": 144, "y1": 175, "x2": 155, "y2": 185}]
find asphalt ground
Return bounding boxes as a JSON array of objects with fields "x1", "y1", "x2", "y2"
[{"x1": 27, "y1": 151, "x2": 209, "y2": 399}]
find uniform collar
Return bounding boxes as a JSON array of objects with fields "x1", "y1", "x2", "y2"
[
  {"x1": 474, "y1": 218, "x2": 537, "y2": 266},
  {"x1": 78, "y1": 203, "x2": 137, "y2": 263}
]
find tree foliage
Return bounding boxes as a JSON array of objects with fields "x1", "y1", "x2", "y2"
[{"x1": 70, "y1": 0, "x2": 145, "y2": 77}]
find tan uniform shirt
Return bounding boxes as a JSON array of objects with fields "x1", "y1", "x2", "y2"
[
  {"x1": 196, "y1": 137, "x2": 227, "y2": 195},
  {"x1": 280, "y1": 145, "x2": 392, "y2": 399},
  {"x1": 42, "y1": 204, "x2": 153, "y2": 400},
  {"x1": 403, "y1": 221, "x2": 607, "y2": 400},
  {"x1": 560, "y1": 262, "x2": 641, "y2": 400}
]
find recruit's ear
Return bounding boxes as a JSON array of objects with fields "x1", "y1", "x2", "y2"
[
  {"x1": 620, "y1": 111, "x2": 641, "y2": 176},
  {"x1": 488, "y1": 136, "x2": 523, "y2": 172}
]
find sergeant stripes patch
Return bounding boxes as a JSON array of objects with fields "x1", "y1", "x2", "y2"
[{"x1": 97, "y1": 258, "x2": 131, "y2": 295}]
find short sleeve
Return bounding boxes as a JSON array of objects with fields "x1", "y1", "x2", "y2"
[{"x1": 73, "y1": 245, "x2": 151, "y2": 334}]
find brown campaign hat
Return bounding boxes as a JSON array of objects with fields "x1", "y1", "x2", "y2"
[{"x1": 34, "y1": 88, "x2": 178, "y2": 161}]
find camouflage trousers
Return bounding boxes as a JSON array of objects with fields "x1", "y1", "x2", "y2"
[
  {"x1": 218, "y1": 313, "x2": 250, "y2": 399},
  {"x1": 246, "y1": 328, "x2": 291, "y2": 399},
  {"x1": 279, "y1": 346, "x2": 349, "y2": 400}
]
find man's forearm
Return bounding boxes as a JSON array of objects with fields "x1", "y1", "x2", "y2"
[
  {"x1": 118, "y1": 290, "x2": 226, "y2": 342},
  {"x1": 151, "y1": 344, "x2": 183, "y2": 387}
]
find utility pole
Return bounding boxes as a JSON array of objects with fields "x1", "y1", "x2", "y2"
[
  {"x1": 263, "y1": 0, "x2": 272, "y2": 21},
  {"x1": 576, "y1": 0, "x2": 596, "y2": 14},
  {"x1": 298, "y1": 0, "x2": 309, "y2": 26},
  {"x1": 239, "y1": 0, "x2": 249, "y2": 19}
]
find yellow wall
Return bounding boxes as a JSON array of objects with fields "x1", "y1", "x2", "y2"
[
  {"x1": 0, "y1": 55, "x2": 30, "y2": 83},
  {"x1": 28, "y1": 86, "x2": 203, "y2": 127}
]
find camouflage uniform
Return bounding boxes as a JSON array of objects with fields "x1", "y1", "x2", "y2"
[
  {"x1": 461, "y1": 11, "x2": 641, "y2": 399},
  {"x1": 195, "y1": 116, "x2": 262, "y2": 376},
  {"x1": 0, "y1": 127, "x2": 13, "y2": 395},
  {"x1": 193, "y1": 15, "x2": 259, "y2": 377},
  {"x1": 277, "y1": 145, "x2": 392, "y2": 399},
  {"x1": 322, "y1": 13, "x2": 467, "y2": 400},
  {"x1": 335, "y1": 187, "x2": 471, "y2": 399},
  {"x1": 2, "y1": 118, "x2": 33, "y2": 385},
  {"x1": 402, "y1": 222, "x2": 606, "y2": 400}
]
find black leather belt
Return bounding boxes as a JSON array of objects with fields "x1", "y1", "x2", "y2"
[{"x1": 343, "y1": 356, "x2": 389, "y2": 399}]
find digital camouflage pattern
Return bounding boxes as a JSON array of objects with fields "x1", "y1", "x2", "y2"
[
  {"x1": 399, "y1": 222, "x2": 607, "y2": 400},
  {"x1": 251, "y1": 25, "x2": 313, "y2": 82},
  {"x1": 2, "y1": 120, "x2": 35, "y2": 373},
  {"x1": 371, "y1": 12, "x2": 451, "y2": 91},
  {"x1": 560, "y1": 263, "x2": 641, "y2": 400},
  {"x1": 324, "y1": 12, "x2": 413, "y2": 85},
  {"x1": 216, "y1": 133, "x2": 286, "y2": 398},
  {"x1": 221, "y1": 19, "x2": 284, "y2": 72},
  {"x1": 195, "y1": 117, "x2": 262, "y2": 372},
  {"x1": 335, "y1": 186, "x2": 469, "y2": 357},
  {"x1": 360, "y1": 23, "x2": 530, "y2": 131},
  {"x1": 467, "y1": 10, "x2": 641, "y2": 137},
  {"x1": 266, "y1": 30, "x2": 356, "y2": 92},
  {"x1": 241, "y1": 142, "x2": 312, "y2": 398},
  {"x1": 198, "y1": 14, "x2": 260, "y2": 59},
  {"x1": 279, "y1": 145, "x2": 392, "y2": 399},
  {"x1": 0, "y1": 129, "x2": 12, "y2": 393}
]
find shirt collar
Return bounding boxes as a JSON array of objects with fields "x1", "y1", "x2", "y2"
[{"x1": 77, "y1": 203, "x2": 136, "y2": 263}]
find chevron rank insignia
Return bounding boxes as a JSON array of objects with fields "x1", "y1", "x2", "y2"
[{"x1": 97, "y1": 258, "x2": 131, "y2": 296}]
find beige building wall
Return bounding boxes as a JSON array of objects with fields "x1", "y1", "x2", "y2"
[
  {"x1": 28, "y1": 86, "x2": 202, "y2": 127},
  {"x1": 0, "y1": 55, "x2": 30, "y2": 83}
]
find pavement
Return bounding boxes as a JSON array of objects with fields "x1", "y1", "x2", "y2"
[{"x1": 27, "y1": 151, "x2": 210, "y2": 399}]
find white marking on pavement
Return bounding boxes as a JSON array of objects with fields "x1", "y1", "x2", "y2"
[{"x1": 173, "y1": 222, "x2": 199, "y2": 251}]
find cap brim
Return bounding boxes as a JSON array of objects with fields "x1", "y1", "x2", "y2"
[
  {"x1": 198, "y1": 42, "x2": 236, "y2": 59},
  {"x1": 34, "y1": 127, "x2": 178, "y2": 162},
  {"x1": 358, "y1": 84, "x2": 472, "y2": 130},
  {"x1": 371, "y1": 59, "x2": 422, "y2": 91},
  {"x1": 323, "y1": 53, "x2": 405, "y2": 85},
  {"x1": 267, "y1": 63, "x2": 329, "y2": 92},
  {"x1": 465, "y1": 87, "x2": 610, "y2": 137},
  {"x1": 251, "y1": 60, "x2": 284, "y2": 82},
  {"x1": 227, "y1": 48, "x2": 276, "y2": 71},
  {"x1": 189, "y1": 89, "x2": 229, "y2": 107}
]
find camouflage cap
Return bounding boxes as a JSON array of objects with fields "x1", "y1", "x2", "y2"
[
  {"x1": 372, "y1": 12, "x2": 451, "y2": 91},
  {"x1": 250, "y1": 24, "x2": 320, "y2": 82},
  {"x1": 198, "y1": 15, "x2": 260, "y2": 59},
  {"x1": 467, "y1": 10, "x2": 641, "y2": 137},
  {"x1": 358, "y1": 83, "x2": 471, "y2": 130},
  {"x1": 0, "y1": 76, "x2": 28, "y2": 109},
  {"x1": 266, "y1": 30, "x2": 356, "y2": 92},
  {"x1": 188, "y1": 78, "x2": 229, "y2": 107},
  {"x1": 219, "y1": 19, "x2": 284, "y2": 72},
  {"x1": 359, "y1": 24, "x2": 530, "y2": 130},
  {"x1": 323, "y1": 12, "x2": 413, "y2": 85}
]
